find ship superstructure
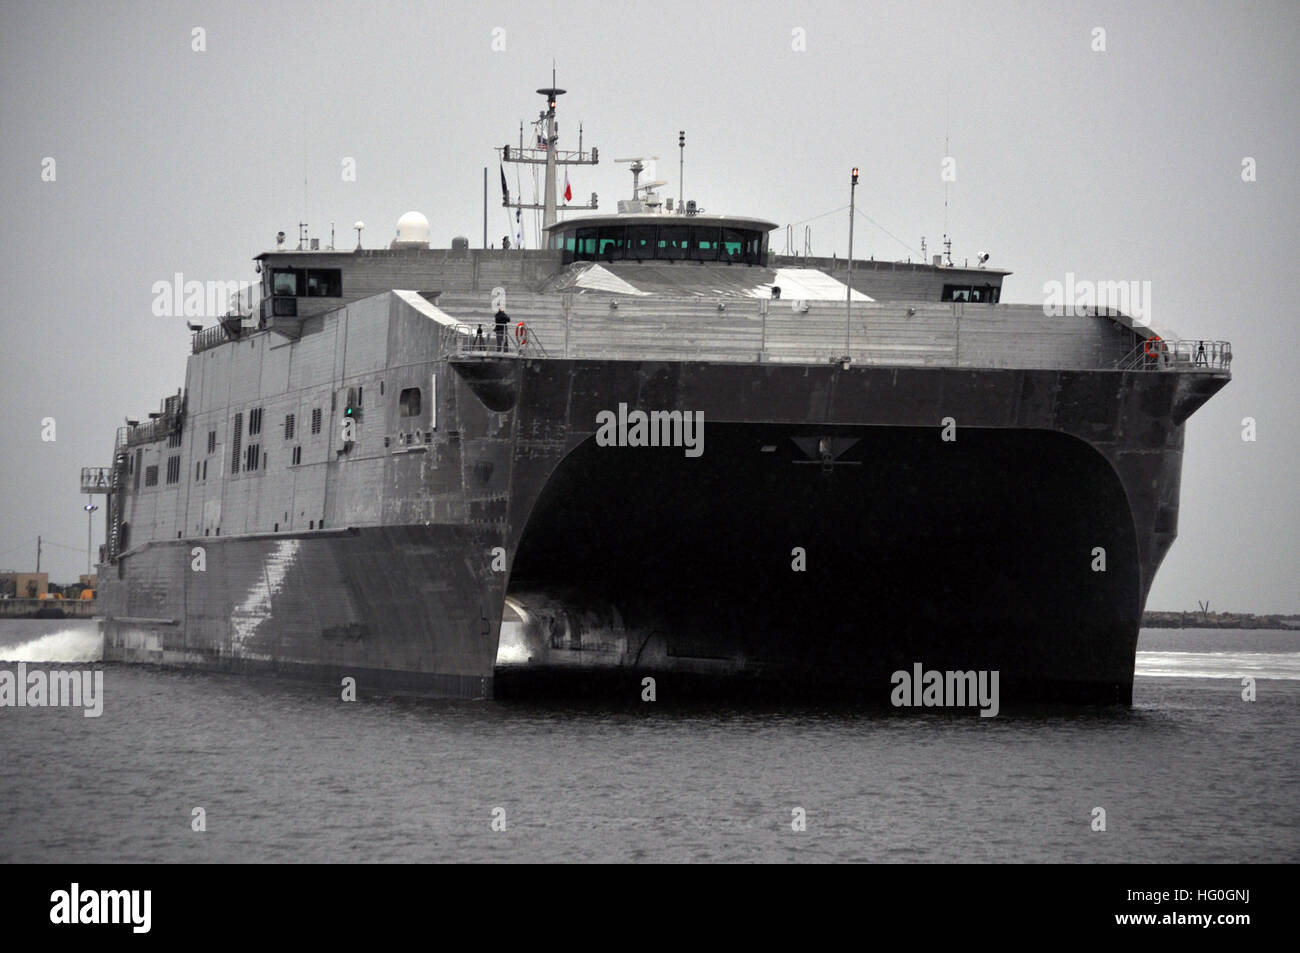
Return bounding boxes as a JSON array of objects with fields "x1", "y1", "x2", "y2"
[{"x1": 82, "y1": 83, "x2": 1231, "y2": 703}]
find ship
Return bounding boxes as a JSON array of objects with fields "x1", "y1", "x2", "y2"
[{"x1": 81, "y1": 81, "x2": 1231, "y2": 704}]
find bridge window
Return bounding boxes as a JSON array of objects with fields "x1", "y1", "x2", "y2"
[
  {"x1": 720, "y1": 228, "x2": 745, "y2": 261},
  {"x1": 144, "y1": 465, "x2": 158, "y2": 487},
  {"x1": 574, "y1": 227, "x2": 597, "y2": 257},
  {"x1": 272, "y1": 268, "x2": 342, "y2": 297},
  {"x1": 166, "y1": 455, "x2": 180, "y2": 484},
  {"x1": 942, "y1": 283, "x2": 1000, "y2": 303},
  {"x1": 557, "y1": 223, "x2": 766, "y2": 264},
  {"x1": 691, "y1": 226, "x2": 720, "y2": 261},
  {"x1": 627, "y1": 226, "x2": 656, "y2": 259},
  {"x1": 311, "y1": 408, "x2": 322, "y2": 434},
  {"x1": 597, "y1": 226, "x2": 624, "y2": 259},
  {"x1": 271, "y1": 270, "x2": 297, "y2": 296},
  {"x1": 657, "y1": 225, "x2": 688, "y2": 260},
  {"x1": 305, "y1": 269, "x2": 342, "y2": 296},
  {"x1": 399, "y1": 387, "x2": 422, "y2": 417}
]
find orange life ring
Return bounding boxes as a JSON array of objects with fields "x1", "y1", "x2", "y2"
[
  {"x1": 515, "y1": 322, "x2": 528, "y2": 346},
  {"x1": 1144, "y1": 335, "x2": 1163, "y2": 358}
]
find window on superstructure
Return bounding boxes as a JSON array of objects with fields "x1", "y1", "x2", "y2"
[
  {"x1": 305, "y1": 269, "x2": 342, "y2": 297},
  {"x1": 133, "y1": 450, "x2": 142, "y2": 490},
  {"x1": 597, "y1": 226, "x2": 625, "y2": 259},
  {"x1": 690, "y1": 226, "x2": 720, "y2": 262},
  {"x1": 245, "y1": 444, "x2": 260, "y2": 472},
  {"x1": 145, "y1": 465, "x2": 158, "y2": 487},
  {"x1": 165, "y1": 455, "x2": 180, "y2": 484},
  {"x1": 248, "y1": 407, "x2": 263, "y2": 436},
  {"x1": 720, "y1": 228, "x2": 745, "y2": 261},
  {"x1": 271, "y1": 270, "x2": 298, "y2": 296},
  {"x1": 231, "y1": 412, "x2": 242, "y2": 474},
  {"x1": 941, "y1": 284, "x2": 1000, "y2": 304},
  {"x1": 168, "y1": 427, "x2": 182, "y2": 449},
  {"x1": 657, "y1": 225, "x2": 688, "y2": 260},
  {"x1": 284, "y1": 414, "x2": 295, "y2": 440},
  {"x1": 627, "y1": 226, "x2": 655, "y2": 260},
  {"x1": 399, "y1": 387, "x2": 422, "y2": 417},
  {"x1": 196, "y1": 462, "x2": 201, "y2": 482},
  {"x1": 207, "y1": 430, "x2": 216, "y2": 454},
  {"x1": 311, "y1": 408, "x2": 322, "y2": 434},
  {"x1": 292, "y1": 446, "x2": 302, "y2": 466}
]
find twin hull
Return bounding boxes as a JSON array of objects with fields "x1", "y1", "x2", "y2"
[{"x1": 102, "y1": 357, "x2": 1225, "y2": 704}]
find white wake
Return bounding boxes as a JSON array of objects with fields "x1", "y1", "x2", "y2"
[{"x1": 1, "y1": 627, "x2": 103, "y2": 662}]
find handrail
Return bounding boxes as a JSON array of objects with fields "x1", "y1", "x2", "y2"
[
  {"x1": 441, "y1": 321, "x2": 549, "y2": 358},
  {"x1": 1116, "y1": 338, "x2": 1232, "y2": 371},
  {"x1": 191, "y1": 324, "x2": 233, "y2": 353},
  {"x1": 121, "y1": 413, "x2": 182, "y2": 447},
  {"x1": 80, "y1": 466, "x2": 114, "y2": 493}
]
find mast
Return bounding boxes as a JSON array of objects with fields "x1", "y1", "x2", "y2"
[
  {"x1": 499, "y1": 71, "x2": 599, "y2": 239},
  {"x1": 538, "y1": 75, "x2": 561, "y2": 228}
]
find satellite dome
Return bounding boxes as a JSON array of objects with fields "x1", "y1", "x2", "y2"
[{"x1": 393, "y1": 211, "x2": 430, "y2": 248}]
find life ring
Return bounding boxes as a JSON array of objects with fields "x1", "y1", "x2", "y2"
[
  {"x1": 1144, "y1": 335, "x2": 1163, "y2": 358},
  {"x1": 515, "y1": 322, "x2": 528, "y2": 346}
]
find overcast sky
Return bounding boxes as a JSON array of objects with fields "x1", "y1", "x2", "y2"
[{"x1": 1, "y1": 0, "x2": 1295, "y2": 612}]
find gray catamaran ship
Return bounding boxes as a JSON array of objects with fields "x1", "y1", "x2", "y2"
[{"x1": 83, "y1": 82, "x2": 1231, "y2": 703}]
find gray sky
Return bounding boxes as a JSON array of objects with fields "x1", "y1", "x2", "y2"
[{"x1": 1, "y1": 0, "x2": 1295, "y2": 611}]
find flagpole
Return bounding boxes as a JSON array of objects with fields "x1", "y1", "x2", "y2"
[
  {"x1": 482, "y1": 167, "x2": 488, "y2": 249},
  {"x1": 845, "y1": 167, "x2": 858, "y2": 360}
]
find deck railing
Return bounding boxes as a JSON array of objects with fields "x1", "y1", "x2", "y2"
[
  {"x1": 191, "y1": 324, "x2": 233, "y2": 353},
  {"x1": 80, "y1": 467, "x2": 114, "y2": 494},
  {"x1": 1116, "y1": 339, "x2": 1232, "y2": 371},
  {"x1": 441, "y1": 322, "x2": 549, "y2": 358}
]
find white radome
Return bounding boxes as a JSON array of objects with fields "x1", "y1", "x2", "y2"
[{"x1": 394, "y1": 211, "x2": 430, "y2": 247}]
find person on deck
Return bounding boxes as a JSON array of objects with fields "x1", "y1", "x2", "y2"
[{"x1": 494, "y1": 308, "x2": 509, "y2": 352}]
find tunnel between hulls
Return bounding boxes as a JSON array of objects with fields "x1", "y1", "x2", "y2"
[{"x1": 503, "y1": 425, "x2": 1142, "y2": 702}]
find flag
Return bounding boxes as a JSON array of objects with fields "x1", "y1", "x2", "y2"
[
  {"x1": 563, "y1": 172, "x2": 572, "y2": 203},
  {"x1": 499, "y1": 165, "x2": 509, "y2": 203}
]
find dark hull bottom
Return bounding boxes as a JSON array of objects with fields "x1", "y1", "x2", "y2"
[
  {"x1": 506, "y1": 425, "x2": 1143, "y2": 705},
  {"x1": 494, "y1": 667, "x2": 1131, "y2": 706}
]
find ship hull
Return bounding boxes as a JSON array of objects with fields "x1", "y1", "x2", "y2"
[
  {"x1": 101, "y1": 358, "x2": 1227, "y2": 706},
  {"x1": 101, "y1": 525, "x2": 504, "y2": 699}
]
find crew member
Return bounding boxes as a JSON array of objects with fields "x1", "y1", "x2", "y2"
[{"x1": 494, "y1": 308, "x2": 509, "y2": 351}]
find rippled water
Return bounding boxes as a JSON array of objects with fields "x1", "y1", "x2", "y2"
[{"x1": 1, "y1": 621, "x2": 1296, "y2": 862}]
